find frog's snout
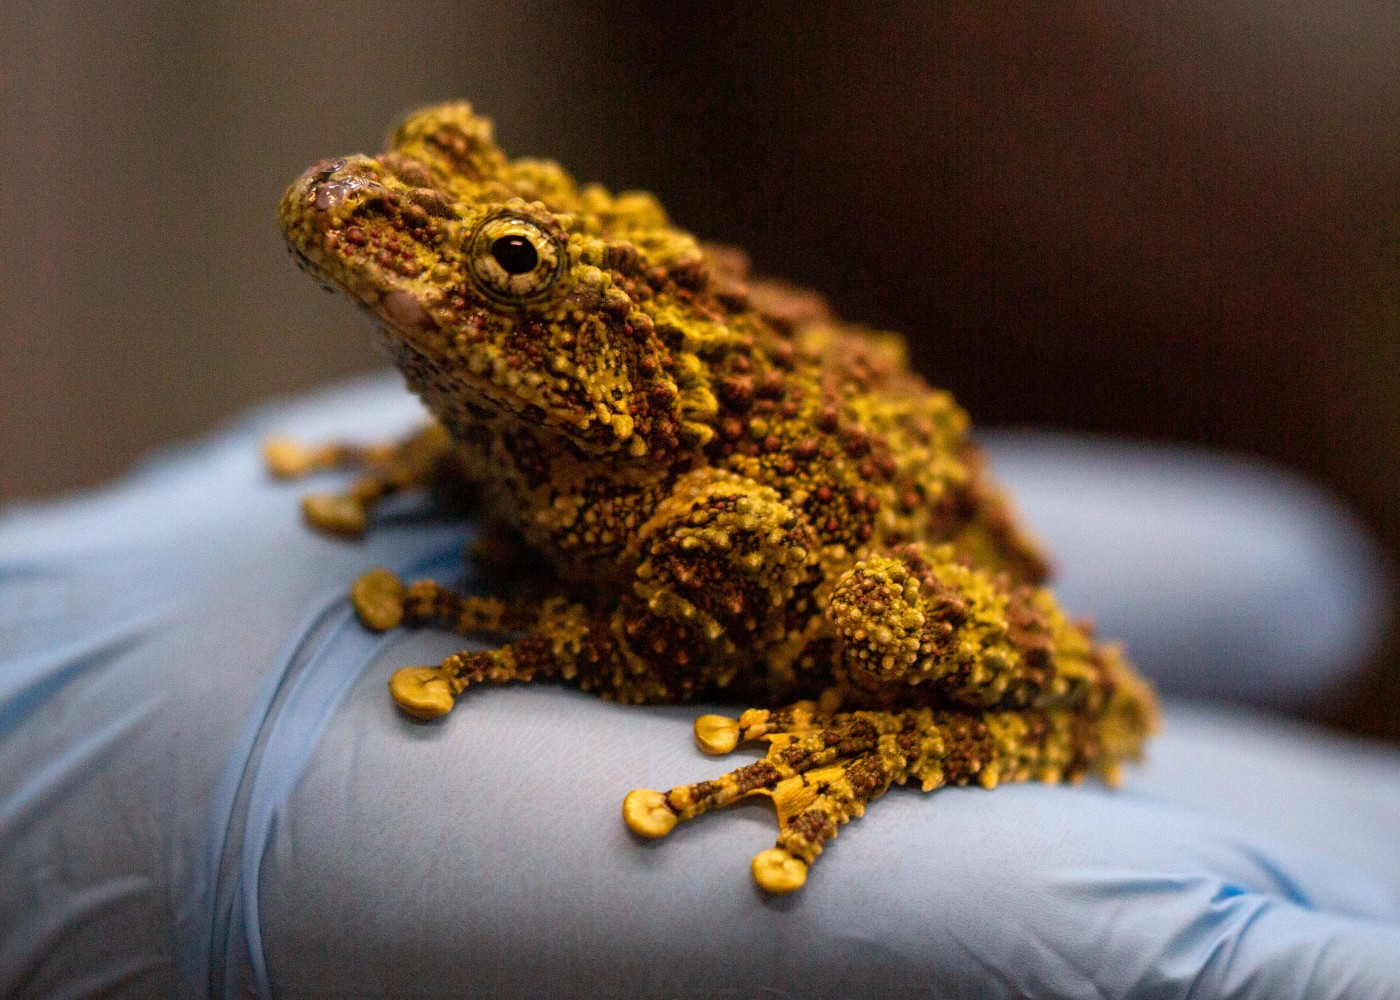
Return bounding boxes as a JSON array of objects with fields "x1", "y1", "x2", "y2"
[
  {"x1": 300, "y1": 157, "x2": 343, "y2": 182},
  {"x1": 292, "y1": 155, "x2": 384, "y2": 213},
  {"x1": 278, "y1": 154, "x2": 394, "y2": 284}
]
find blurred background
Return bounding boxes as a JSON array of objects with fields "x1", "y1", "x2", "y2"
[{"x1": 3, "y1": 3, "x2": 1398, "y2": 738}]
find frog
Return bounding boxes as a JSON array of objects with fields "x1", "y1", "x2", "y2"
[{"x1": 272, "y1": 102, "x2": 1157, "y2": 894}]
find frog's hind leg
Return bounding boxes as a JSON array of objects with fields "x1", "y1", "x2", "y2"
[
  {"x1": 624, "y1": 704, "x2": 1105, "y2": 893},
  {"x1": 623, "y1": 540, "x2": 1157, "y2": 893},
  {"x1": 264, "y1": 422, "x2": 453, "y2": 537}
]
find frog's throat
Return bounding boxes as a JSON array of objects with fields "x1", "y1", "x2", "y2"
[{"x1": 382, "y1": 331, "x2": 620, "y2": 454}]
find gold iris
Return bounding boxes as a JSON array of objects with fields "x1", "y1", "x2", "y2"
[{"x1": 467, "y1": 213, "x2": 566, "y2": 304}]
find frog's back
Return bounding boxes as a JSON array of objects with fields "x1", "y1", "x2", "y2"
[
  {"x1": 278, "y1": 101, "x2": 1046, "y2": 588},
  {"x1": 701, "y1": 278, "x2": 1049, "y2": 588}
]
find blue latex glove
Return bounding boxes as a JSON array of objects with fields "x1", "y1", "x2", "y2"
[{"x1": 1, "y1": 375, "x2": 1396, "y2": 999}]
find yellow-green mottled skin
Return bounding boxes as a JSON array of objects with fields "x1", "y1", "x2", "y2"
[{"x1": 277, "y1": 103, "x2": 1157, "y2": 892}]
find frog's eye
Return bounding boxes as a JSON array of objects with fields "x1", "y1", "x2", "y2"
[{"x1": 467, "y1": 213, "x2": 566, "y2": 304}]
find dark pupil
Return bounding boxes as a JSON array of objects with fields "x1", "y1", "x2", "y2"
[{"x1": 490, "y1": 234, "x2": 539, "y2": 275}]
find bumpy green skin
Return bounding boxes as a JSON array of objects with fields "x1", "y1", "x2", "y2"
[{"x1": 279, "y1": 103, "x2": 1157, "y2": 890}]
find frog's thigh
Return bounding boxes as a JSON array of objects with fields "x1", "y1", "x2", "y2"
[{"x1": 632, "y1": 468, "x2": 818, "y2": 656}]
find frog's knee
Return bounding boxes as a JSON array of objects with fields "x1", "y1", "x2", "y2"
[
  {"x1": 830, "y1": 544, "x2": 1017, "y2": 687},
  {"x1": 635, "y1": 475, "x2": 818, "y2": 638},
  {"x1": 829, "y1": 553, "x2": 931, "y2": 682}
]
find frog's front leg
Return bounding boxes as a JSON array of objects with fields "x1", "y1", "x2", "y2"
[
  {"x1": 383, "y1": 595, "x2": 599, "y2": 719},
  {"x1": 625, "y1": 542, "x2": 1157, "y2": 892},
  {"x1": 340, "y1": 563, "x2": 598, "y2": 718},
  {"x1": 382, "y1": 468, "x2": 822, "y2": 717},
  {"x1": 264, "y1": 422, "x2": 455, "y2": 536}
]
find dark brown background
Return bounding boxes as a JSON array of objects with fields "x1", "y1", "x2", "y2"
[{"x1": 3, "y1": 3, "x2": 1397, "y2": 737}]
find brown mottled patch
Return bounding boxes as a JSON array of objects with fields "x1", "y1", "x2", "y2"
[
  {"x1": 735, "y1": 760, "x2": 782, "y2": 793},
  {"x1": 1005, "y1": 585, "x2": 1055, "y2": 671},
  {"x1": 788, "y1": 808, "x2": 837, "y2": 844}
]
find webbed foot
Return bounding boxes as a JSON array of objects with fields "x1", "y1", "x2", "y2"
[{"x1": 625, "y1": 700, "x2": 1127, "y2": 893}]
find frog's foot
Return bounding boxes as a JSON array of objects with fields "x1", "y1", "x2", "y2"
[
  {"x1": 264, "y1": 423, "x2": 452, "y2": 537},
  {"x1": 625, "y1": 708, "x2": 920, "y2": 893},
  {"x1": 387, "y1": 598, "x2": 591, "y2": 720},
  {"x1": 388, "y1": 641, "x2": 557, "y2": 721},
  {"x1": 350, "y1": 567, "x2": 541, "y2": 634},
  {"x1": 624, "y1": 704, "x2": 1114, "y2": 893}
]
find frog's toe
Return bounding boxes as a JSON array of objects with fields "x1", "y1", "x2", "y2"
[
  {"x1": 351, "y1": 567, "x2": 408, "y2": 630},
  {"x1": 301, "y1": 492, "x2": 368, "y2": 537},
  {"x1": 622, "y1": 789, "x2": 679, "y2": 838},
  {"x1": 389, "y1": 665, "x2": 456, "y2": 719},
  {"x1": 693, "y1": 714, "x2": 741, "y2": 754},
  {"x1": 751, "y1": 848, "x2": 808, "y2": 894},
  {"x1": 264, "y1": 437, "x2": 329, "y2": 478},
  {"x1": 692, "y1": 699, "x2": 827, "y2": 755}
]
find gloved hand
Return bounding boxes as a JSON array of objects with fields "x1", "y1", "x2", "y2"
[{"x1": 1, "y1": 375, "x2": 1395, "y2": 1000}]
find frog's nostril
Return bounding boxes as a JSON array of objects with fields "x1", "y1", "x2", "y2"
[
  {"x1": 311, "y1": 171, "x2": 375, "y2": 212},
  {"x1": 302, "y1": 158, "x2": 344, "y2": 182},
  {"x1": 294, "y1": 157, "x2": 385, "y2": 213}
]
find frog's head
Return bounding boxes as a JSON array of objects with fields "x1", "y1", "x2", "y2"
[{"x1": 280, "y1": 102, "x2": 735, "y2": 459}]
